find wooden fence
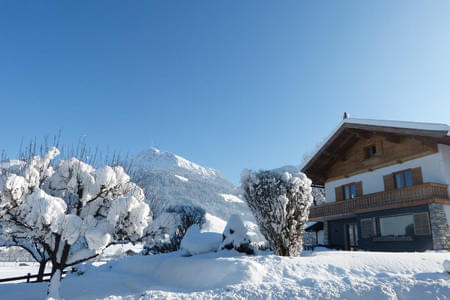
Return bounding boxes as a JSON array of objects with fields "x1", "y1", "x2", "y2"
[{"x1": 0, "y1": 270, "x2": 67, "y2": 284}]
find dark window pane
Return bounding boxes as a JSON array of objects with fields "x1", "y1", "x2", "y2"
[
  {"x1": 344, "y1": 185, "x2": 350, "y2": 200},
  {"x1": 404, "y1": 171, "x2": 413, "y2": 187},
  {"x1": 372, "y1": 145, "x2": 377, "y2": 156},
  {"x1": 350, "y1": 184, "x2": 356, "y2": 199},
  {"x1": 395, "y1": 173, "x2": 404, "y2": 188},
  {"x1": 379, "y1": 215, "x2": 414, "y2": 236}
]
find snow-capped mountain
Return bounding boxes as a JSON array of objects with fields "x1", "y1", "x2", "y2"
[
  {"x1": 132, "y1": 147, "x2": 219, "y2": 178},
  {"x1": 129, "y1": 147, "x2": 255, "y2": 225}
]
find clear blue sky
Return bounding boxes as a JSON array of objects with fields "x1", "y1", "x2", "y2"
[{"x1": 1, "y1": 1, "x2": 449, "y2": 184}]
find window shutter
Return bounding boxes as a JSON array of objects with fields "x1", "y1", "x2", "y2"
[
  {"x1": 355, "y1": 181, "x2": 363, "y2": 197},
  {"x1": 411, "y1": 167, "x2": 423, "y2": 185},
  {"x1": 360, "y1": 218, "x2": 374, "y2": 238},
  {"x1": 414, "y1": 213, "x2": 431, "y2": 235},
  {"x1": 383, "y1": 174, "x2": 395, "y2": 191},
  {"x1": 335, "y1": 186, "x2": 344, "y2": 202}
]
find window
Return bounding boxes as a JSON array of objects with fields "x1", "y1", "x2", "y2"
[
  {"x1": 336, "y1": 182, "x2": 362, "y2": 201},
  {"x1": 360, "y1": 213, "x2": 431, "y2": 240},
  {"x1": 343, "y1": 183, "x2": 356, "y2": 200},
  {"x1": 364, "y1": 144, "x2": 377, "y2": 159},
  {"x1": 394, "y1": 170, "x2": 413, "y2": 189},
  {"x1": 378, "y1": 215, "x2": 415, "y2": 237}
]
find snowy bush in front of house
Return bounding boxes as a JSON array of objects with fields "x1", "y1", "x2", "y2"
[
  {"x1": 241, "y1": 167, "x2": 313, "y2": 256},
  {"x1": 0, "y1": 148, "x2": 151, "y2": 299},
  {"x1": 444, "y1": 260, "x2": 450, "y2": 273},
  {"x1": 219, "y1": 214, "x2": 254, "y2": 254},
  {"x1": 180, "y1": 224, "x2": 222, "y2": 256},
  {"x1": 143, "y1": 204, "x2": 206, "y2": 254}
]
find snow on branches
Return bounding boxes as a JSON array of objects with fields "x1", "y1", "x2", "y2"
[
  {"x1": 0, "y1": 147, "x2": 150, "y2": 299},
  {"x1": 241, "y1": 167, "x2": 313, "y2": 256}
]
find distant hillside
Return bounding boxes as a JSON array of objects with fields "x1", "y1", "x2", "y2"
[{"x1": 129, "y1": 147, "x2": 255, "y2": 225}]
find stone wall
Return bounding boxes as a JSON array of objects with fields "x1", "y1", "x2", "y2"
[
  {"x1": 323, "y1": 221, "x2": 329, "y2": 246},
  {"x1": 429, "y1": 203, "x2": 450, "y2": 250}
]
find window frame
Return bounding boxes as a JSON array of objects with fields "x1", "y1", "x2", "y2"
[
  {"x1": 363, "y1": 144, "x2": 378, "y2": 159},
  {"x1": 361, "y1": 212, "x2": 432, "y2": 240},
  {"x1": 342, "y1": 183, "x2": 356, "y2": 200},
  {"x1": 393, "y1": 169, "x2": 413, "y2": 189}
]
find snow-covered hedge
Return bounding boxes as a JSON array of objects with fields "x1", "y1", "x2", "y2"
[{"x1": 241, "y1": 167, "x2": 313, "y2": 256}]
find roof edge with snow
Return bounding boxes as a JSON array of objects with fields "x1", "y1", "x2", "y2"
[{"x1": 301, "y1": 118, "x2": 450, "y2": 184}]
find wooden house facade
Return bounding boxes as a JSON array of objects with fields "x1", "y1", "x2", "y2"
[{"x1": 302, "y1": 118, "x2": 450, "y2": 251}]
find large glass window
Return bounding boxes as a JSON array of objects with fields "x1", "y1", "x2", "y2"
[
  {"x1": 379, "y1": 215, "x2": 414, "y2": 236},
  {"x1": 394, "y1": 170, "x2": 413, "y2": 189}
]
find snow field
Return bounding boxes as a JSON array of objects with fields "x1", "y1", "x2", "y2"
[{"x1": 0, "y1": 250, "x2": 448, "y2": 299}]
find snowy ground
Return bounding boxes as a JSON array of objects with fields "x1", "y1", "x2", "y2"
[{"x1": 0, "y1": 250, "x2": 448, "y2": 299}]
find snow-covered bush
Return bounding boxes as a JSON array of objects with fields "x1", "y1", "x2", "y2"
[
  {"x1": 143, "y1": 204, "x2": 206, "y2": 254},
  {"x1": 219, "y1": 214, "x2": 254, "y2": 255},
  {"x1": 241, "y1": 167, "x2": 313, "y2": 256},
  {"x1": 444, "y1": 260, "x2": 450, "y2": 273},
  {"x1": 180, "y1": 224, "x2": 222, "y2": 256},
  {"x1": 0, "y1": 148, "x2": 150, "y2": 299}
]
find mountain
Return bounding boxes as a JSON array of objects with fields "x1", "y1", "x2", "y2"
[{"x1": 129, "y1": 147, "x2": 256, "y2": 227}]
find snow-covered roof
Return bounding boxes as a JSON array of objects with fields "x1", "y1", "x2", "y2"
[
  {"x1": 301, "y1": 118, "x2": 450, "y2": 184},
  {"x1": 343, "y1": 118, "x2": 450, "y2": 135}
]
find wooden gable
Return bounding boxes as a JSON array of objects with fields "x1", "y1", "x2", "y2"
[
  {"x1": 302, "y1": 122, "x2": 450, "y2": 185},
  {"x1": 325, "y1": 133, "x2": 437, "y2": 181}
]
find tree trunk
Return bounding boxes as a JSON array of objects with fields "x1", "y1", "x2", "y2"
[
  {"x1": 36, "y1": 259, "x2": 48, "y2": 282},
  {"x1": 47, "y1": 269, "x2": 62, "y2": 300}
]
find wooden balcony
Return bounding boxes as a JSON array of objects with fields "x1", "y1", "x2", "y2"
[{"x1": 309, "y1": 183, "x2": 450, "y2": 221}]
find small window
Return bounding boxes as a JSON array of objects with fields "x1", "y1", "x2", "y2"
[
  {"x1": 394, "y1": 170, "x2": 413, "y2": 189},
  {"x1": 343, "y1": 183, "x2": 356, "y2": 200},
  {"x1": 364, "y1": 144, "x2": 377, "y2": 159}
]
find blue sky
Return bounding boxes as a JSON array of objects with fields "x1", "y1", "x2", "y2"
[{"x1": 1, "y1": 1, "x2": 449, "y2": 184}]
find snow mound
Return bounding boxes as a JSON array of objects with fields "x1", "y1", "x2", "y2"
[
  {"x1": 220, "y1": 215, "x2": 254, "y2": 254},
  {"x1": 180, "y1": 225, "x2": 222, "y2": 256},
  {"x1": 444, "y1": 259, "x2": 450, "y2": 273},
  {"x1": 0, "y1": 251, "x2": 449, "y2": 299}
]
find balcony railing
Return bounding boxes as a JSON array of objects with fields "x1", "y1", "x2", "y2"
[{"x1": 309, "y1": 182, "x2": 449, "y2": 220}]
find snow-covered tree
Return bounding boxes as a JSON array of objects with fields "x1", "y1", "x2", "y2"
[
  {"x1": 240, "y1": 167, "x2": 313, "y2": 256},
  {"x1": 143, "y1": 204, "x2": 205, "y2": 254},
  {"x1": 0, "y1": 160, "x2": 50, "y2": 281},
  {"x1": 0, "y1": 148, "x2": 150, "y2": 299}
]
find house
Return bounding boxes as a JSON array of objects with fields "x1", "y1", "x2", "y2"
[{"x1": 302, "y1": 118, "x2": 450, "y2": 251}]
